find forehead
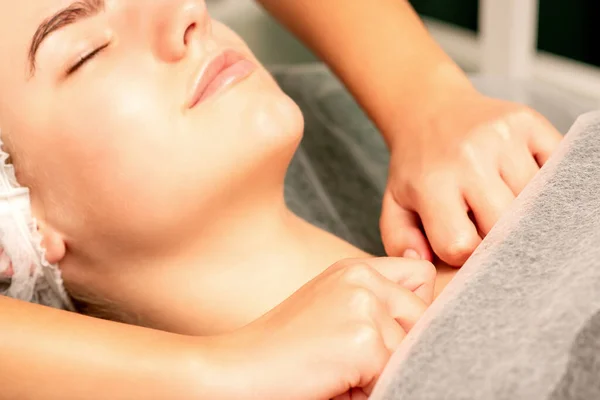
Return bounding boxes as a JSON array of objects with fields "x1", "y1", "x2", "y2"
[
  {"x1": 0, "y1": 0, "x2": 75, "y2": 37},
  {"x1": 1, "y1": 0, "x2": 81, "y2": 23},
  {"x1": 0, "y1": 1, "x2": 76, "y2": 120},
  {"x1": 0, "y1": 1, "x2": 73, "y2": 74}
]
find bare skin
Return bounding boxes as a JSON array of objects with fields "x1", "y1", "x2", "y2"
[
  {"x1": 258, "y1": 0, "x2": 563, "y2": 266},
  {"x1": 0, "y1": 0, "x2": 457, "y2": 337},
  {"x1": 0, "y1": 1, "x2": 440, "y2": 398}
]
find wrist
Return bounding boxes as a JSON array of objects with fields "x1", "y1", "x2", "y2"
[
  {"x1": 172, "y1": 335, "x2": 237, "y2": 399},
  {"x1": 383, "y1": 62, "x2": 478, "y2": 151},
  {"x1": 177, "y1": 330, "x2": 268, "y2": 399}
]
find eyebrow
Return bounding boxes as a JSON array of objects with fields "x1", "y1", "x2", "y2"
[{"x1": 28, "y1": 0, "x2": 105, "y2": 77}]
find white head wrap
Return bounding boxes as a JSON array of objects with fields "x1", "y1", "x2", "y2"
[{"x1": 0, "y1": 131, "x2": 74, "y2": 310}]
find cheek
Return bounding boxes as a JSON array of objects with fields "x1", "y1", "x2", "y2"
[
  {"x1": 32, "y1": 77, "x2": 177, "y2": 224},
  {"x1": 55, "y1": 84, "x2": 165, "y2": 175},
  {"x1": 23, "y1": 55, "x2": 303, "y2": 246}
]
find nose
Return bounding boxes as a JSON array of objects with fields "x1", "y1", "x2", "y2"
[{"x1": 153, "y1": 0, "x2": 210, "y2": 62}]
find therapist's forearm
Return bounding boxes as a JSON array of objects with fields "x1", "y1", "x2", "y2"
[
  {"x1": 0, "y1": 296, "x2": 225, "y2": 399},
  {"x1": 256, "y1": 0, "x2": 476, "y2": 148}
]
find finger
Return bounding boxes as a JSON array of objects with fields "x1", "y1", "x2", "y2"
[
  {"x1": 387, "y1": 285, "x2": 427, "y2": 332},
  {"x1": 344, "y1": 262, "x2": 429, "y2": 330},
  {"x1": 528, "y1": 117, "x2": 563, "y2": 166},
  {"x1": 499, "y1": 149, "x2": 539, "y2": 196},
  {"x1": 334, "y1": 389, "x2": 369, "y2": 400},
  {"x1": 416, "y1": 184, "x2": 481, "y2": 266},
  {"x1": 351, "y1": 388, "x2": 370, "y2": 400},
  {"x1": 374, "y1": 301, "x2": 407, "y2": 352},
  {"x1": 364, "y1": 257, "x2": 437, "y2": 305},
  {"x1": 464, "y1": 174, "x2": 515, "y2": 236},
  {"x1": 364, "y1": 271, "x2": 428, "y2": 332},
  {"x1": 333, "y1": 392, "x2": 351, "y2": 400},
  {"x1": 380, "y1": 191, "x2": 432, "y2": 262}
]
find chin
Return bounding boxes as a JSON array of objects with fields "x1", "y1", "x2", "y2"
[
  {"x1": 260, "y1": 92, "x2": 304, "y2": 161},
  {"x1": 238, "y1": 90, "x2": 304, "y2": 189},
  {"x1": 272, "y1": 92, "x2": 304, "y2": 140},
  {"x1": 236, "y1": 70, "x2": 304, "y2": 149}
]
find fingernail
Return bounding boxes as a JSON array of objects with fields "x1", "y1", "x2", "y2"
[{"x1": 403, "y1": 249, "x2": 421, "y2": 260}]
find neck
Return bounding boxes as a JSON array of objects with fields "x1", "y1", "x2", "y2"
[{"x1": 65, "y1": 193, "x2": 368, "y2": 335}]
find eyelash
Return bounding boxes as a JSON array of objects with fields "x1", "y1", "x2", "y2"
[{"x1": 67, "y1": 43, "x2": 110, "y2": 75}]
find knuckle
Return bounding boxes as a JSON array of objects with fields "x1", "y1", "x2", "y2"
[
  {"x1": 458, "y1": 141, "x2": 481, "y2": 166},
  {"x1": 332, "y1": 258, "x2": 361, "y2": 271},
  {"x1": 391, "y1": 172, "x2": 429, "y2": 206},
  {"x1": 331, "y1": 259, "x2": 350, "y2": 269},
  {"x1": 342, "y1": 262, "x2": 376, "y2": 285},
  {"x1": 350, "y1": 322, "x2": 382, "y2": 350},
  {"x1": 345, "y1": 323, "x2": 389, "y2": 378},
  {"x1": 418, "y1": 172, "x2": 447, "y2": 197},
  {"x1": 485, "y1": 118, "x2": 515, "y2": 143},
  {"x1": 349, "y1": 287, "x2": 380, "y2": 316},
  {"x1": 415, "y1": 260, "x2": 437, "y2": 283},
  {"x1": 348, "y1": 324, "x2": 391, "y2": 375}
]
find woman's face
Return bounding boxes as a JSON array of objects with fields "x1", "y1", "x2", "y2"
[{"x1": 0, "y1": 0, "x2": 303, "y2": 257}]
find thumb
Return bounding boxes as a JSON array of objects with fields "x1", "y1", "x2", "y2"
[{"x1": 380, "y1": 191, "x2": 432, "y2": 262}]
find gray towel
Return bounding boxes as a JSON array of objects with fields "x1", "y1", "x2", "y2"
[
  {"x1": 273, "y1": 64, "x2": 599, "y2": 399},
  {"x1": 371, "y1": 112, "x2": 600, "y2": 400}
]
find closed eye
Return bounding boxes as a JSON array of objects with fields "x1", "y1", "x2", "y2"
[{"x1": 67, "y1": 42, "x2": 109, "y2": 75}]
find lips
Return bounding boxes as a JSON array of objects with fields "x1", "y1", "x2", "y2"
[{"x1": 187, "y1": 49, "x2": 256, "y2": 109}]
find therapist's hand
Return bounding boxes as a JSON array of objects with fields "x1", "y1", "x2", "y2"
[
  {"x1": 380, "y1": 90, "x2": 562, "y2": 266},
  {"x1": 223, "y1": 257, "x2": 435, "y2": 400}
]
